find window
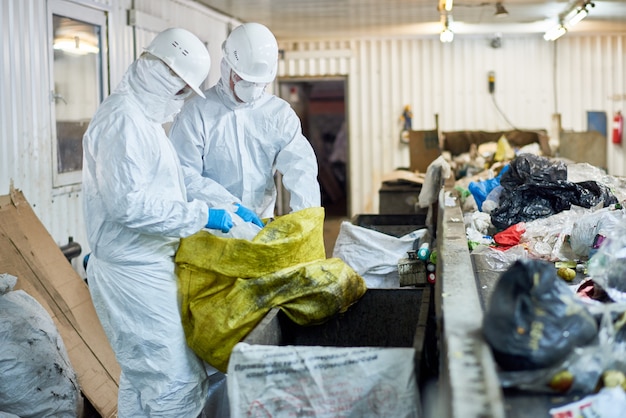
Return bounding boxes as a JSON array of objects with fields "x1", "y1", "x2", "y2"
[{"x1": 49, "y1": 0, "x2": 108, "y2": 187}]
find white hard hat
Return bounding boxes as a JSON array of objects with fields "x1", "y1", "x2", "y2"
[
  {"x1": 222, "y1": 23, "x2": 278, "y2": 84},
  {"x1": 145, "y1": 28, "x2": 211, "y2": 98}
]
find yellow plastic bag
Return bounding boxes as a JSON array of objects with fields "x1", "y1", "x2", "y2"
[
  {"x1": 175, "y1": 207, "x2": 367, "y2": 372},
  {"x1": 494, "y1": 134, "x2": 515, "y2": 162}
]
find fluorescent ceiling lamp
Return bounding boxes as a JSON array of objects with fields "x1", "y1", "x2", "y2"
[
  {"x1": 566, "y1": 8, "x2": 588, "y2": 27},
  {"x1": 440, "y1": 14, "x2": 453, "y2": 43},
  {"x1": 543, "y1": 24, "x2": 567, "y2": 41}
]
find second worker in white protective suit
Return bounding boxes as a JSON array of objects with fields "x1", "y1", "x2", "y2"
[
  {"x1": 169, "y1": 22, "x2": 321, "y2": 223},
  {"x1": 82, "y1": 28, "x2": 235, "y2": 417}
]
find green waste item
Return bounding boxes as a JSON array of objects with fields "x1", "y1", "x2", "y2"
[
  {"x1": 468, "y1": 241, "x2": 481, "y2": 251},
  {"x1": 429, "y1": 249, "x2": 438, "y2": 264},
  {"x1": 175, "y1": 207, "x2": 367, "y2": 372},
  {"x1": 454, "y1": 186, "x2": 471, "y2": 204}
]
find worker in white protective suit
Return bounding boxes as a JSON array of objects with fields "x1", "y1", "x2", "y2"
[
  {"x1": 82, "y1": 28, "x2": 234, "y2": 417},
  {"x1": 169, "y1": 22, "x2": 321, "y2": 222}
]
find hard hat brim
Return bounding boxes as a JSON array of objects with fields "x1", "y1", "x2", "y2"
[{"x1": 189, "y1": 85, "x2": 206, "y2": 99}]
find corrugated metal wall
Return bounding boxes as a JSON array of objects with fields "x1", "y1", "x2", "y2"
[
  {"x1": 556, "y1": 35, "x2": 626, "y2": 176},
  {"x1": 1, "y1": 0, "x2": 49, "y2": 208},
  {"x1": 278, "y1": 34, "x2": 626, "y2": 215}
]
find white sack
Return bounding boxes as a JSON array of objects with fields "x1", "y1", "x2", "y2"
[
  {"x1": 332, "y1": 221, "x2": 427, "y2": 288},
  {"x1": 0, "y1": 273, "x2": 82, "y2": 417},
  {"x1": 227, "y1": 343, "x2": 419, "y2": 418}
]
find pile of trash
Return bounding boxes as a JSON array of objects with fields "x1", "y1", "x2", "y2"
[{"x1": 448, "y1": 136, "x2": 626, "y2": 416}]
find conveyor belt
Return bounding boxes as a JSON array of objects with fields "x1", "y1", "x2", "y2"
[
  {"x1": 436, "y1": 185, "x2": 583, "y2": 417},
  {"x1": 435, "y1": 187, "x2": 506, "y2": 418}
]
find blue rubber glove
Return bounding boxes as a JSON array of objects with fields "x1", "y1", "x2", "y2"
[
  {"x1": 206, "y1": 208, "x2": 234, "y2": 233},
  {"x1": 235, "y1": 203, "x2": 264, "y2": 228}
]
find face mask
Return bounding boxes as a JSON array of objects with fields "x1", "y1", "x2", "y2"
[
  {"x1": 218, "y1": 59, "x2": 240, "y2": 106},
  {"x1": 233, "y1": 79, "x2": 267, "y2": 103},
  {"x1": 128, "y1": 57, "x2": 188, "y2": 123},
  {"x1": 163, "y1": 98, "x2": 185, "y2": 122},
  {"x1": 137, "y1": 55, "x2": 187, "y2": 97},
  {"x1": 175, "y1": 85, "x2": 194, "y2": 100}
]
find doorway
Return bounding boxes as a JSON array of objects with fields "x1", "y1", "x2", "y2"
[{"x1": 278, "y1": 78, "x2": 348, "y2": 218}]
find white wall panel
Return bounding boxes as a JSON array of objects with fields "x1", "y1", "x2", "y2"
[
  {"x1": 279, "y1": 34, "x2": 626, "y2": 216},
  {"x1": 1, "y1": 0, "x2": 52, "y2": 220},
  {"x1": 556, "y1": 35, "x2": 626, "y2": 176},
  {"x1": 107, "y1": 0, "x2": 136, "y2": 88}
]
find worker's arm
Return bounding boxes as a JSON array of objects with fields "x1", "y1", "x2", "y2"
[
  {"x1": 275, "y1": 108, "x2": 321, "y2": 212},
  {"x1": 169, "y1": 100, "x2": 241, "y2": 207}
]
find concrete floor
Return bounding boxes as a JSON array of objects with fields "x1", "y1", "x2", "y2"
[
  {"x1": 322, "y1": 193, "x2": 349, "y2": 258},
  {"x1": 323, "y1": 215, "x2": 348, "y2": 258}
]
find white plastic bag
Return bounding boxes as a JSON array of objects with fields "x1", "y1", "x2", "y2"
[
  {"x1": 332, "y1": 221, "x2": 427, "y2": 288},
  {"x1": 0, "y1": 273, "x2": 82, "y2": 417},
  {"x1": 570, "y1": 206, "x2": 625, "y2": 258},
  {"x1": 228, "y1": 343, "x2": 419, "y2": 418},
  {"x1": 549, "y1": 387, "x2": 626, "y2": 418},
  {"x1": 418, "y1": 155, "x2": 451, "y2": 209}
]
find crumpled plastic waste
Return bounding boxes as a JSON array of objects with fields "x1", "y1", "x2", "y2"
[
  {"x1": 176, "y1": 207, "x2": 367, "y2": 372},
  {"x1": 490, "y1": 154, "x2": 618, "y2": 230},
  {"x1": 483, "y1": 259, "x2": 598, "y2": 371}
]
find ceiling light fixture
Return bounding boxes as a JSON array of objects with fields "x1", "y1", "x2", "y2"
[
  {"x1": 543, "y1": 24, "x2": 567, "y2": 41},
  {"x1": 440, "y1": 28, "x2": 454, "y2": 43},
  {"x1": 543, "y1": 0, "x2": 595, "y2": 41},
  {"x1": 565, "y1": 7, "x2": 588, "y2": 28},
  {"x1": 494, "y1": 2, "x2": 508, "y2": 17},
  {"x1": 440, "y1": 15, "x2": 454, "y2": 43}
]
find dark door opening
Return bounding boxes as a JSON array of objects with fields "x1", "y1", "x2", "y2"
[{"x1": 278, "y1": 78, "x2": 348, "y2": 217}]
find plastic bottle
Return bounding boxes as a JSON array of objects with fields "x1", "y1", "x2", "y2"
[
  {"x1": 414, "y1": 230, "x2": 432, "y2": 261},
  {"x1": 417, "y1": 242, "x2": 430, "y2": 261}
]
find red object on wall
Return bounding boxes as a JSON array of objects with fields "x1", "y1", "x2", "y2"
[{"x1": 613, "y1": 111, "x2": 623, "y2": 144}]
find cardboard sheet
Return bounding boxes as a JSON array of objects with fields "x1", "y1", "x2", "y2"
[
  {"x1": 408, "y1": 130, "x2": 441, "y2": 173},
  {"x1": 381, "y1": 169, "x2": 425, "y2": 185},
  {"x1": 0, "y1": 188, "x2": 119, "y2": 417}
]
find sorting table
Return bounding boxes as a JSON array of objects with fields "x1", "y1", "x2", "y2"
[{"x1": 435, "y1": 185, "x2": 584, "y2": 418}]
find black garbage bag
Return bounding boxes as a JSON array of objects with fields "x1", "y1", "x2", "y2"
[
  {"x1": 491, "y1": 155, "x2": 617, "y2": 230},
  {"x1": 499, "y1": 154, "x2": 567, "y2": 188},
  {"x1": 483, "y1": 259, "x2": 598, "y2": 371}
]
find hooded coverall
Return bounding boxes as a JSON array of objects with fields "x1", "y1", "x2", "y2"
[
  {"x1": 168, "y1": 59, "x2": 321, "y2": 219},
  {"x1": 82, "y1": 56, "x2": 209, "y2": 417}
]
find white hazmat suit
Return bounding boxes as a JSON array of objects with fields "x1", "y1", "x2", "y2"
[
  {"x1": 82, "y1": 55, "x2": 209, "y2": 416},
  {"x1": 169, "y1": 59, "x2": 321, "y2": 219}
]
